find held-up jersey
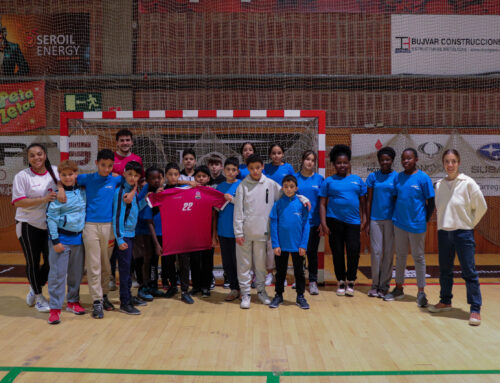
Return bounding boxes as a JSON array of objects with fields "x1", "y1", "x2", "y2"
[{"x1": 148, "y1": 186, "x2": 227, "y2": 255}]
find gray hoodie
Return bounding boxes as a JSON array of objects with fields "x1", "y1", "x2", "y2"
[{"x1": 233, "y1": 174, "x2": 309, "y2": 241}]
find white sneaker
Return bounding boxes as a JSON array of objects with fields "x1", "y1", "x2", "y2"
[
  {"x1": 26, "y1": 287, "x2": 36, "y2": 307},
  {"x1": 132, "y1": 280, "x2": 140, "y2": 289},
  {"x1": 240, "y1": 294, "x2": 251, "y2": 309},
  {"x1": 346, "y1": 281, "x2": 355, "y2": 296},
  {"x1": 284, "y1": 279, "x2": 288, "y2": 287},
  {"x1": 35, "y1": 295, "x2": 50, "y2": 313},
  {"x1": 265, "y1": 273, "x2": 273, "y2": 286},
  {"x1": 257, "y1": 291, "x2": 271, "y2": 305},
  {"x1": 336, "y1": 281, "x2": 346, "y2": 296}
]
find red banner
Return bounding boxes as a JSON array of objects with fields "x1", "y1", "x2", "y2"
[
  {"x1": 139, "y1": 0, "x2": 500, "y2": 14},
  {"x1": 0, "y1": 81, "x2": 46, "y2": 132}
]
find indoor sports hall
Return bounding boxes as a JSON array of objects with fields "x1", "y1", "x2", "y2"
[{"x1": 0, "y1": 1, "x2": 499, "y2": 382}]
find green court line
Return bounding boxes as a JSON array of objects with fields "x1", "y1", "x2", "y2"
[{"x1": 1, "y1": 366, "x2": 499, "y2": 383}]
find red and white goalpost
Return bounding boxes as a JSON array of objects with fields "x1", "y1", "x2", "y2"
[{"x1": 60, "y1": 109, "x2": 327, "y2": 283}]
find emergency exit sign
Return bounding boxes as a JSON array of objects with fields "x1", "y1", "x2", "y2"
[{"x1": 64, "y1": 93, "x2": 102, "y2": 112}]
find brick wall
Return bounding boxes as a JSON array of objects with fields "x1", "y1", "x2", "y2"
[{"x1": 136, "y1": 12, "x2": 390, "y2": 75}]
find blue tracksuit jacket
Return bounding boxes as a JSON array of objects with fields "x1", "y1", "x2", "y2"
[{"x1": 270, "y1": 194, "x2": 310, "y2": 252}]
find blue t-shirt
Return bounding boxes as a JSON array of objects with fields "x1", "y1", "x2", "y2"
[
  {"x1": 77, "y1": 173, "x2": 122, "y2": 223},
  {"x1": 392, "y1": 170, "x2": 434, "y2": 233},
  {"x1": 142, "y1": 205, "x2": 162, "y2": 236},
  {"x1": 216, "y1": 180, "x2": 241, "y2": 238},
  {"x1": 318, "y1": 174, "x2": 367, "y2": 225},
  {"x1": 366, "y1": 170, "x2": 397, "y2": 221},
  {"x1": 237, "y1": 164, "x2": 249, "y2": 180},
  {"x1": 135, "y1": 184, "x2": 151, "y2": 235},
  {"x1": 295, "y1": 171, "x2": 324, "y2": 227},
  {"x1": 263, "y1": 163, "x2": 295, "y2": 185},
  {"x1": 58, "y1": 232, "x2": 82, "y2": 246},
  {"x1": 392, "y1": 170, "x2": 435, "y2": 234}
]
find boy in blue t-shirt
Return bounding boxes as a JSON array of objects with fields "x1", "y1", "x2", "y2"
[
  {"x1": 135, "y1": 166, "x2": 167, "y2": 301},
  {"x1": 76, "y1": 149, "x2": 125, "y2": 319},
  {"x1": 113, "y1": 161, "x2": 148, "y2": 315},
  {"x1": 269, "y1": 175, "x2": 310, "y2": 309},
  {"x1": 216, "y1": 157, "x2": 241, "y2": 301},
  {"x1": 384, "y1": 148, "x2": 435, "y2": 307}
]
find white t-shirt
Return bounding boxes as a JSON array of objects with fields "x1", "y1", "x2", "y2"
[{"x1": 12, "y1": 166, "x2": 59, "y2": 230}]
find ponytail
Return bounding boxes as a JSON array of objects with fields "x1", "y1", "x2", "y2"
[{"x1": 27, "y1": 143, "x2": 59, "y2": 185}]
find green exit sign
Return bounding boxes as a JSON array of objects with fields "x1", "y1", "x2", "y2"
[{"x1": 65, "y1": 93, "x2": 102, "y2": 112}]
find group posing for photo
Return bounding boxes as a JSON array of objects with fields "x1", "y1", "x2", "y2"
[{"x1": 11, "y1": 130, "x2": 487, "y2": 326}]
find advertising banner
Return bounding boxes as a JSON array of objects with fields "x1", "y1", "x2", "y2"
[
  {"x1": 352, "y1": 133, "x2": 500, "y2": 196},
  {"x1": 0, "y1": 81, "x2": 45, "y2": 132},
  {"x1": 0, "y1": 14, "x2": 90, "y2": 75},
  {"x1": 0, "y1": 135, "x2": 98, "y2": 195},
  {"x1": 392, "y1": 15, "x2": 500, "y2": 75},
  {"x1": 139, "y1": 0, "x2": 500, "y2": 14}
]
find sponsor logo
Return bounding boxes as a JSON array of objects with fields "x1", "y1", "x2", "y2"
[
  {"x1": 418, "y1": 142, "x2": 443, "y2": 158},
  {"x1": 477, "y1": 143, "x2": 500, "y2": 161},
  {"x1": 293, "y1": 212, "x2": 302, "y2": 217},
  {"x1": 104, "y1": 185, "x2": 113, "y2": 189},
  {"x1": 410, "y1": 185, "x2": 420, "y2": 190},
  {"x1": 395, "y1": 36, "x2": 411, "y2": 53}
]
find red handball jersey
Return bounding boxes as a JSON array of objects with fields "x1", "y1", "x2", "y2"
[
  {"x1": 113, "y1": 152, "x2": 144, "y2": 176},
  {"x1": 148, "y1": 186, "x2": 227, "y2": 256}
]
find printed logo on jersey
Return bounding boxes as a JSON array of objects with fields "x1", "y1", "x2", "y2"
[
  {"x1": 104, "y1": 185, "x2": 113, "y2": 189},
  {"x1": 293, "y1": 212, "x2": 302, "y2": 217},
  {"x1": 411, "y1": 184, "x2": 421, "y2": 190},
  {"x1": 312, "y1": 185, "x2": 320, "y2": 189},
  {"x1": 195, "y1": 191, "x2": 201, "y2": 199}
]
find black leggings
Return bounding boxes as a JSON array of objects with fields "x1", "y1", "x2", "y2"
[
  {"x1": 18, "y1": 222, "x2": 50, "y2": 294},
  {"x1": 326, "y1": 217, "x2": 361, "y2": 282}
]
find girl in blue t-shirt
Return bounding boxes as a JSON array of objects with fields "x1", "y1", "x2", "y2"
[
  {"x1": 237, "y1": 142, "x2": 256, "y2": 180},
  {"x1": 319, "y1": 145, "x2": 367, "y2": 297},
  {"x1": 384, "y1": 148, "x2": 435, "y2": 307},
  {"x1": 365, "y1": 147, "x2": 397, "y2": 299},
  {"x1": 264, "y1": 143, "x2": 295, "y2": 186},
  {"x1": 296, "y1": 150, "x2": 324, "y2": 295},
  {"x1": 263, "y1": 143, "x2": 295, "y2": 285}
]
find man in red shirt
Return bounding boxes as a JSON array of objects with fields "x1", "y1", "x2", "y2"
[{"x1": 113, "y1": 129, "x2": 144, "y2": 176}]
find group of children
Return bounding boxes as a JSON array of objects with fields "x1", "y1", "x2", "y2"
[{"x1": 16, "y1": 129, "x2": 468, "y2": 326}]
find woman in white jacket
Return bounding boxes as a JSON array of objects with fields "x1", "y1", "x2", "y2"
[{"x1": 428, "y1": 149, "x2": 487, "y2": 326}]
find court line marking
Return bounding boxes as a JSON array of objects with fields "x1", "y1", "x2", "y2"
[{"x1": 1, "y1": 367, "x2": 499, "y2": 383}]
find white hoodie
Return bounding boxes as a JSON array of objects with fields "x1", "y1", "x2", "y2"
[
  {"x1": 233, "y1": 174, "x2": 282, "y2": 241},
  {"x1": 435, "y1": 173, "x2": 487, "y2": 231}
]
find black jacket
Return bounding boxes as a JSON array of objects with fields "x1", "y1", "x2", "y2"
[{"x1": 1, "y1": 41, "x2": 29, "y2": 75}]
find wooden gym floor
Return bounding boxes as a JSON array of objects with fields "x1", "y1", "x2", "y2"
[{"x1": 0, "y1": 251, "x2": 499, "y2": 382}]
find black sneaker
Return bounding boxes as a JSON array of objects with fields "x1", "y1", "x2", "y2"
[
  {"x1": 181, "y1": 292, "x2": 194, "y2": 304},
  {"x1": 269, "y1": 294, "x2": 283, "y2": 309},
  {"x1": 189, "y1": 288, "x2": 202, "y2": 296},
  {"x1": 296, "y1": 294, "x2": 310, "y2": 310},
  {"x1": 102, "y1": 295, "x2": 115, "y2": 311},
  {"x1": 201, "y1": 288, "x2": 210, "y2": 298},
  {"x1": 132, "y1": 296, "x2": 147, "y2": 307},
  {"x1": 92, "y1": 301, "x2": 104, "y2": 319},
  {"x1": 150, "y1": 287, "x2": 168, "y2": 298},
  {"x1": 223, "y1": 274, "x2": 230, "y2": 289},
  {"x1": 120, "y1": 304, "x2": 141, "y2": 315},
  {"x1": 210, "y1": 277, "x2": 216, "y2": 290},
  {"x1": 165, "y1": 286, "x2": 178, "y2": 298}
]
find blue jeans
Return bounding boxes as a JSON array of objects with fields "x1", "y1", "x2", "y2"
[{"x1": 438, "y1": 230, "x2": 482, "y2": 313}]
